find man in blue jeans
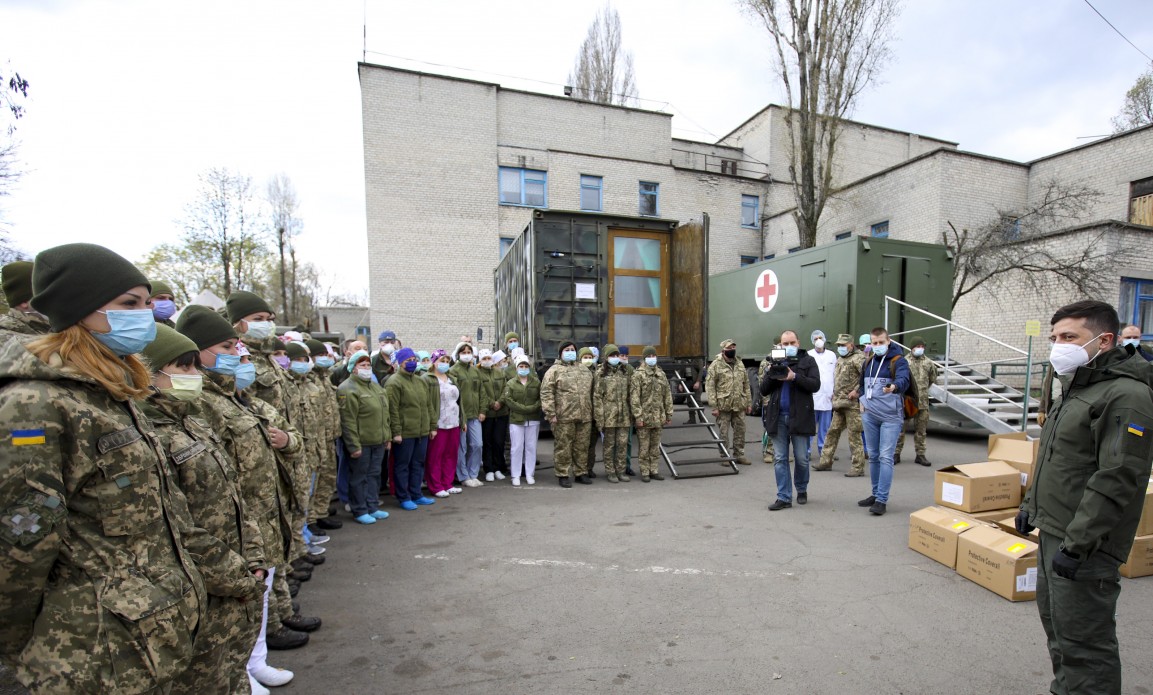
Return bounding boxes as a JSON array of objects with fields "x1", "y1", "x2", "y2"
[
  {"x1": 858, "y1": 327, "x2": 911, "y2": 516},
  {"x1": 760, "y1": 330, "x2": 821, "y2": 510}
]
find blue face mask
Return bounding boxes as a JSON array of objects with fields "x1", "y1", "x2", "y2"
[
  {"x1": 562, "y1": 350, "x2": 577, "y2": 363},
  {"x1": 507, "y1": 341, "x2": 519, "y2": 352},
  {"x1": 436, "y1": 362, "x2": 451, "y2": 374},
  {"x1": 402, "y1": 360, "x2": 418, "y2": 373},
  {"x1": 1123, "y1": 338, "x2": 1141, "y2": 348},
  {"x1": 315, "y1": 356, "x2": 335, "y2": 369},
  {"x1": 872, "y1": 343, "x2": 889, "y2": 357},
  {"x1": 151, "y1": 300, "x2": 176, "y2": 322},
  {"x1": 517, "y1": 367, "x2": 531, "y2": 377},
  {"x1": 234, "y1": 362, "x2": 257, "y2": 391},
  {"x1": 92, "y1": 309, "x2": 157, "y2": 356},
  {"x1": 608, "y1": 356, "x2": 621, "y2": 366},
  {"x1": 784, "y1": 345, "x2": 798, "y2": 358},
  {"x1": 290, "y1": 361, "x2": 313, "y2": 375},
  {"x1": 837, "y1": 346, "x2": 849, "y2": 357},
  {"x1": 207, "y1": 352, "x2": 241, "y2": 375},
  {"x1": 645, "y1": 356, "x2": 658, "y2": 367}
]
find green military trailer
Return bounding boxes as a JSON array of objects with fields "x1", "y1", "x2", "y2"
[
  {"x1": 708, "y1": 236, "x2": 954, "y2": 366},
  {"x1": 494, "y1": 209, "x2": 710, "y2": 372}
]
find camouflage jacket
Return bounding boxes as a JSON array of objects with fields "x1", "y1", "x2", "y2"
[
  {"x1": 139, "y1": 393, "x2": 266, "y2": 595},
  {"x1": 630, "y1": 364, "x2": 673, "y2": 428},
  {"x1": 906, "y1": 354, "x2": 939, "y2": 407},
  {"x1": 285, "y1": 370, "x2": 319, "y2": 449},
  {"x1": 831, "y1": 350, "x2": 867, "y2": 410},
  {"x1": 243, "y1": 339, "x2": 292, "y2": 420},
  {"x1": 540, "y1": 360, "x2": 593, "y2": 423},
  {"x1": 199, "y1": 371, "x2": 299, "y2": 569},
  {"x1": 310, "y1": 370, "x2": 342, "y2": 440},
  {"x1": 0, "y1": 308, "x2": 49, "y2": 342},
  {"x1": 0, "y1": 340, "x2": 208, "y2": 692},
  {"x1": 593, "y1": 364, "x2": 632, "y2": 428},
  {"x1": 706, "y1": 353, "x2": 751, "y2": 412}
]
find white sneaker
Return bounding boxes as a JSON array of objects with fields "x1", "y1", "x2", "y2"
[
  {"x1": 434, "y1": 490, "x2": 450, "y2": 498},
  {"x1": 473, "y1": 478, "x2": 484, "y2": 486},
  {"x1": 343, "y1": 504, "x2": 351, "y2": 513},
  {"x1": 251, "y1": 663, "x2": 294, "y2": 687},
  {"x1": 511, "y1": 477, "x2": 521, "y2": 486},
  {"x1": 248, "y1": 671, "x2": 272, "y2": 695},
  {"x1": 463, "y1": 479, "x2": 478, "y2": 488},
  {"x1": 526, "y1": 476, "x2": 535, "y2": 485},
  {"x1": 485, "y1": 472, "x2": 495, "y2": 482},
  {"x1": 449, "y1": 487, "x2": 463, "y2": 494},
  {"x1": 494, "y1": 471, "x2": 506, "y2": 480}
]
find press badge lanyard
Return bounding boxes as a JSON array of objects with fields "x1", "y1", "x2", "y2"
[{"x1": 866, "y1": 357, "x2": 884, "y2": 400}]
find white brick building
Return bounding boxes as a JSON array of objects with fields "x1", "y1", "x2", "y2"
[{"x1": 360, "y1": 63, "x2": 950, "y2": 352}]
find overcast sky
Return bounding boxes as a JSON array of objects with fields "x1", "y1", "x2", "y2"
[{"x1": 1, "y1": 0, "x2": 1150, "y2": 299}]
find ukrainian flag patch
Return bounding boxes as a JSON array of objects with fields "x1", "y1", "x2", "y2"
[
  {"x1": 11, "y1": 429, "x2": 46, "y2": 446},
  {"x1": 1128, "y1": 424, "x2": 1145, "y2": 437}
]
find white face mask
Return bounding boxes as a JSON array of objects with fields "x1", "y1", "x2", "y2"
[
  {"x1": 581, "y1": 358, "x2": 595, "y2": 366},
  {"x1": 813, "y1": 339, "x2": 825, "y2": 349},
  {"x1": 1123, "y1": 338, "x2": 1141, "y2": 348},
  {"x1": 912, "y1": 347, "x2": 925, "y2": 357},
  {"x1": 161, "y1": 372, "x2": 204, "y2": 401},
  {"x1": 381, "y1": 343, "x2": 396, "y2": 355},
  {"x1": 1050, "y1": 333, "x2": 1104, "y2": 375},
  {"x1": 244, "y1": 320, "x2": 275, "y2": 340},
  {"x1": 356, "y1": 366, "x2": 374, "y2": 381},
  {"x1": 458, "y1": 353, "x2": 474, "y2": 364}
]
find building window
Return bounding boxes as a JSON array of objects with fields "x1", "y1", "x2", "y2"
[
  {"x1": 1119, "y1": 278, "x2": 1153, "y2": 338},
  {"x1": 763, "y1": 254, "x2": 775, "y2": 261},
  {"x1": 1130, "y1": 176, "x2": 1153, "y2": 226},
  {"x1": 639, "y1": 181, "x2": 659, "y2": 216},
  {"x1": 835, "y1": 231, "x2": 852, "y2": 241},
  {"x1": 740, "y1": 255, "x2": 758, "y2": 267},
  {"x1": 741, "y1": 194, "x2": 759, "y2": 228},
  {"x1": 499, "y1": 167, "x2": 547, "y2": 207},
  {"x1": 499, "y1": 236, "x2": 515, "y2": 258},
  {"x1": 871, "y1": 220, "x2": 889, "y2": 238},
  {"x1": 580, "y1": 175, "x2": 603, "y2": 211},
  {"x1": 1000, "y1": 216, "x2": 1021, "y2": 241},
  {"x1": 787, "y1": 246, "x2": 802, "y2": 254}
]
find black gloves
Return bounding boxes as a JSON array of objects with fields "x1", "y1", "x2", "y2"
[
  {"x1": 1014, "y1": 510, "x2": 1034, "y2": 535},
  {"x1": 1052, "y1": 547, "x2": 1082, "y2": 580}
]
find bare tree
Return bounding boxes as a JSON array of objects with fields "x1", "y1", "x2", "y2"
[
  {"x1": 1, "y1": 65, "x2": 30, "y2": 222},
  {"x1": 741, "y1": 0, "x2": 900, "y2": 249},
  {"x1": 179, "y1": 168, "x2": 267, "y2": 297},
  {"x1": 567, "y1": 3, "x2": 639, "y2": 106},
  {"x1": 1112, "y1": 68, "x2": 1153, "y2": 134},
  {"x1": 943, "y1": 180, "x2": 1115, "y2": 309},
  {"x1": 266, "y1": 174, "x2": 301, "y2": 320}
]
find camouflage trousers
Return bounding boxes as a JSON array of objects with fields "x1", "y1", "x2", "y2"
[
  {"x1": 819, "y1": 407, "x2": 865, "y2": 473},
  {"x1": 171, "y1": 595, "x2": 261, "y2": 695},
  {"x1": 602, "y1": 427, "x2": 630, "y2": 476},
  {"x1": 553, "y1": 421, "x2": 592, "y2": 478},
  {"x1": 587, "y1": 423, "x2": 600, "y2": 473},
  {"x1": 895, "y1": 409, "x2": 930, "y2": 456},
  {"x1": 291, "y1": 456, "x2": 314, "y2": 560},
  {"x1": 715, "y1": 410, "x2": 747, "y2": 462},
  {"x1": 269, "y1": 566, "x2": 293, "y2": 633},
  {"x1": 637, "y1": 427, "x2": 663, "y2": 476},
  {"x1": 308, "y1": 438, "x2": 337, "y2": 524}
]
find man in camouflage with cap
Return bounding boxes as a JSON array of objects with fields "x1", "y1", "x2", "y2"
[
  {"x1": 895, "y1": 335, "x2": 938, "y2": 466},
  {"x1": 707, "y1": 338, "x2": 752, "y2": 465},
  {"x1": 815, "y1": 334, "x2": 867, "y2": 476},
  {"x1": 0, "y1": 261, "x2": 50, "y2": 340}
]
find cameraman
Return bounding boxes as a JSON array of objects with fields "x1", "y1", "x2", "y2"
[{"x1": 760, "y1": 330, "x2": 821, "y2": 510}]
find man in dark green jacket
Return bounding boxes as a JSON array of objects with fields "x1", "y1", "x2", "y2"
[{"x1": 1018, "y1": 300, "x2": 1153, "y2": 695}]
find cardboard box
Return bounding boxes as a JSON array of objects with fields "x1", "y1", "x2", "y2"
[
  {"x1": 987, "y1": 432, "x2": 1038, "y2": 497},
  {"x1": 994, "y1": 515, "x2": 1040, "y2": 542},
  {"x1": 1121, "y1": 535, "x2": 1153, "y2": 578},
  {"x1": 1136, "y1": 481, "x2": 1153, "y2": 538},
  {"x1": 908, "y1": 506, "x2": 987, "y2": 569},
  {"x1": 956, "y1": 525, "x2": 1038, "y2": 601},
  {"x1": 966, "y1": 507, "x2": 1022, "y2": 524},
  {"x1": 934, "y1": 462, "x2": 1022, "y2": 513}
]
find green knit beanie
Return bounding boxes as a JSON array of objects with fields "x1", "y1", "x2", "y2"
[
  {"x1": 177, "y1": 304, "x2": 238, "y2": 350},
  {"x1": 643, "y1": 345, "x2": 657, "y2": 357},
  {"x1": 149, "y1": 279, "x2": 174, "y2": 299},
  {"x1": 578, "y1": 347, "x2": 593, "y2": 359},
  {"x1": 305, "y1": 338, "x2": 326, "y2": 357},
  {"x1": 270, "y1": 338, "x2": 287, "y2": 352},
  {"x1": 286, "y1": 341, "x2": 309, "y2": 360},
  {"x1": 2, "y1": 261, "x2": 33, "y2": 306},
  {"x1": 226, "y1": 290, "x2": 274, "y2": 323},
  {"x1": 31, "y1": 243, "x2": 151, "y2": 332},
  {"x1": 142, "y1": 324, "x2": 199, "y2": 371},
  {"x1": 910, "y1": 336, "x2": 926, "y2": 348},
  {"x1": 603, "y1": 343, "x2": 620, "y2": 357},
  {"x1": 504, "y1": 331, "x2": 520, "y2": 343}
]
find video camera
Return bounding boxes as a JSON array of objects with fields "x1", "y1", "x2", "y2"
[{"x1": 766, "y1": 347, "x2": 796, "y2": 379}]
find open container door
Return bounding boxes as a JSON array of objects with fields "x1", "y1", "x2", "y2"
[{"x1": 669, "y1": 214, "x2": 708, "y2": 359}]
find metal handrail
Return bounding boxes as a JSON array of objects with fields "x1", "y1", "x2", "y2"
[
  {"x1": 938, "y1": 367, "x2": 1025, "y2": 409},
  {"x1": 884, "y1": 296, "x2": 1029, "y2": 357}
]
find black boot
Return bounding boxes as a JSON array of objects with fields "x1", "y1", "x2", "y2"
[
  {"x1": 915, "y1": 454, "x2": 931, "y2": 466},
  {"x1": 575, "y1": 474, "x2": 592, "y2": 485},
  {"x1": 266, "y1": 626, "x2": 309, "y2": 650},
  {"x1": 282, "y1": 613, "x2": 322, "y2": 633},
  {"x1": 317, "y1": 516, "x2": 343, "y2": 530},
  {"x1": 558, "y1": 476, "x2": 572, "y2": 488}
]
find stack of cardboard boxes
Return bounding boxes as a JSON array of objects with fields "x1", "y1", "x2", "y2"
[{"x1": 908, "y1": 432, "x2": 1153, "y2": 602}]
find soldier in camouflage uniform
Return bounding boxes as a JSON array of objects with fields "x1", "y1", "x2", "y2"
[
  {"x1": 629, "y1": 346, "x2": 673, "y2": 482},
  {"x1": 895, "y1": 336, "x2": 938, "y2": 466},
  {"x1": 0, "y1": 244, "x2": 208, "y2": 694},
  {"x1": 306, "y1": 339, "x2": 343, "y2": 532},
  {"x1": 706, "y1": 339, "x2": 752, "y2": 464},
  {"x1": 0, "y1": 261, "x2": 50, "y2": 341},
  {"x1": 580, "y1": 347, "x2": 601, "y2": 477},
  {"x1": 593, "y1": 344, "x2": 632, "y2": 483},
  {"x1": 284, "y1": 341, "x2": 321, "y2": 567},
  {"x1": 541, "y1": 340, "x2": 594, "y2": 487},
  {"x1": 227, "y1": 291, "x2": 292, "y2": 421},
  {"x1": 176, "y1": 306, "x2": 316, "y2": 662},
  {"x1": 140, "y1": 325, "x2": 268, "y2": 694},
  {"x1": 815, "y1": 334, "x2": 867, "y2": 476}
]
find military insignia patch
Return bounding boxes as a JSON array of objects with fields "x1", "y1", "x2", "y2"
[
  {"x1": 1, "y1": 493, "x2": 65, "y2": 546},
  {"x1": 1128, "y1": 424, "x2": 1145, "y2": 437},
  {"x1": 11, "y1": 429, "x2": 46, "y2": 446}
]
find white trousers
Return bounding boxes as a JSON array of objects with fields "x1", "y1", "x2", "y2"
[
  {"x1": 509, "y1": 421, "x2": 540, "y2": 479},
  {"x1": 247, "y1": 565, "x2": 276, "y2": 672}
]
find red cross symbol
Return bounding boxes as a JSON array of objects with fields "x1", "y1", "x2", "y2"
[{"x1": 755, "y1": 269, "x2": 779, "y2": 313}]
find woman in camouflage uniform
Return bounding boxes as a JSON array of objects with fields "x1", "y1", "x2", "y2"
[
  {"x1": 593, "y1": 344, "x2": 633, "y2": 483},
  {"x1": 629, "y1": 346, "x2": 673, "y2": 482}
]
